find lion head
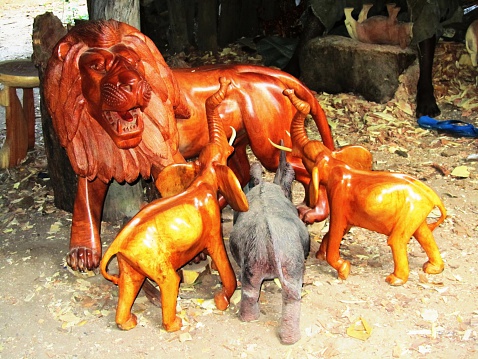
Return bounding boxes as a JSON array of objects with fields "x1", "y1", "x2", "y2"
[{"x1": 44, "y1": 19, "x2": 189, "y2": 183}]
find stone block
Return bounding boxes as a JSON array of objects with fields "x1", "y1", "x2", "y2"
[{"x1": 300, "y1": 35, "x2": 416, "y2": 103}]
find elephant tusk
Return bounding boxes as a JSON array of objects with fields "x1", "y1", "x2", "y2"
[
  {"x1": 229, "y1": 126, "x2": 237, "y2": 145},
  {"x1": 268, "y1": 138, "x2": 292, "y2": 152}
]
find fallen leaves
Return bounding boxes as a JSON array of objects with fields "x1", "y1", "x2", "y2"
[
  {"x1": 346, "y1": 317, "x2": 373, "y2": 341},
  {"x1": 451, "y1": 166, "x2": 471, "y2": 178}
]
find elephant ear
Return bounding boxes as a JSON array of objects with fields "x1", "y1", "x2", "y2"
[
  {"x1": 308, "y1": 166, "x2": 320, "y2": 208},
  {"x1": 155, "y1": 163, "x2": 199, "y2": 198},
  {"x1": 214, "y1": 163, "x2": 249, "y2": 212}
]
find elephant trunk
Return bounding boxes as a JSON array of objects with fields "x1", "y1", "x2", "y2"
[
  {"x1": 205, "y1": 77, "x2": 231, "y2": 146},
  {"x1": 283, "y1": 89, "x2": 311, "y2": 153}
]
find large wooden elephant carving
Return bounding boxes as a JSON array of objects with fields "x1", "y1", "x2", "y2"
[
  {"x1": 172, "y1": 64, "x2": 335, "y2": 221},
  {"x1": 44, "y1": 19, "x2": 190, "y2": 271}
]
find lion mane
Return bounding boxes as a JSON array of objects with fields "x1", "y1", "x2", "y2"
[{"x1": 44, "y1": 19, "x2": 189, "y2": 184}]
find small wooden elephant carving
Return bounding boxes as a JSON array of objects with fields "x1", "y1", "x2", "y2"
[
  {"x1": 270, "y1": 90, "x2": 373, "y2": 224},
  {"x1": 284, "y1": 89, "x2": 446, "y2": 286},
  {"x1": 100, "y1": 78, "x2": 248, "y2": 331}
]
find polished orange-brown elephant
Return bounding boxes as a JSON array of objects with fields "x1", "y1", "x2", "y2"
[
  {"x1": 283, "y1": 89, "x2": 446, "y2": 286},
  {"x1": 269, "y1": 86, "x2": 373, "y2": 222},
  {"x1": 172, "y1": 64, "x2": 335, "y2": 222},
  {"x1": 101, "y1": 78, "x2": 248, "y2": 331}
]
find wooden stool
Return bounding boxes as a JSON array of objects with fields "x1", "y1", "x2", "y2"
[{"x1": 0, "y1": 59, "x2": 40, "y2": 168}]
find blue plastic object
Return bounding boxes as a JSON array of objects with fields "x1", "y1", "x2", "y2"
[{"x1": 417, "y1": 116, "x2": 478, "y2": 138}]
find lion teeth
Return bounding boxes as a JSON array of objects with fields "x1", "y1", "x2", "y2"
[{"x1": 104, "y1": 109, "x2": 142, "y2": 135}]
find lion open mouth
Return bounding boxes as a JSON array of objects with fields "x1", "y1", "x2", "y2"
[{"x1": 104, "y1": 108, "x2": 144, "y2": 137}]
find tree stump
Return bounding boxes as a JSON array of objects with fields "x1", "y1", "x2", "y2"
[
  {"x1": 32, "y1": 12, "x2": 76, "y2": 213},
  {"x1": 300, "y1": 35, "x2": 417, "y2": 103}
]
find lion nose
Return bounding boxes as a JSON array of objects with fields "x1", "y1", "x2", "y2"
[
  {"x1": 115, "y1": 72, "x2": 151, "y2": 109},
  {"x1": 118, "y1": 72, "x2": 140, "y2": 94}
]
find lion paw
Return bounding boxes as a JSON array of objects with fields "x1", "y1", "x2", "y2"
[
  {"x1": 385, "y1": 274, "x2": 407, "y2": 286},
  {"x1": 117, "y1": 313, "x2": 137, "y2": 331},
  {"x1": 67, "y1": 247, "x2": 101, "y2": 272},
  {"x1": 423, "y1": 261, "x2": 444, "y2": 275}
]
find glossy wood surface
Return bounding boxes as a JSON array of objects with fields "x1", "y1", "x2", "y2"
[
  {"x1": 44, "y1": 19, "x2": 338, "y2": 272},
  {"x1": 101, "y1": 78, "x2": 248, "y2": 331},
  {"x1": 286, "y1": 89, "x2": 446, "y2": 285},
  {"x1": 173, "y1": 64, "x2": 334, "y2": 215},
  {"x1": 43, "y1": 20, "x2": 189, "y2": 271}
]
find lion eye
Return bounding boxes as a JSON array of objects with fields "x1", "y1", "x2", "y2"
[
  {"x1": 122, "y1": 55, "x2": 139, "y2": 68},
  {"x1": 90, "y1": 61, "x2": 106, "y2": 72}
]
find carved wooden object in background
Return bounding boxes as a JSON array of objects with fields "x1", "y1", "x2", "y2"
[{"x1": 344, "y1": 4, "x2": 413, "y2": 48}]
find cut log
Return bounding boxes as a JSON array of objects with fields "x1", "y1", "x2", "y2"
[{"x1": 300, "y1": 35, "x2": 416, "y2": 103}]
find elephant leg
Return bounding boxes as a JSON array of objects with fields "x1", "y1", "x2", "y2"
[
  {"x1": 155, "y1": 269, "x2": 182, "y2": 332},
  {"x1": 278, "y1": 277, "x2": 302, "y2": 345},
  {"x1": 325, "y1": 224, "x2": 351, "y2": 261},
  {"x1": 325, "y1": 218, "x2": 351, "y2": 280},
  {"x1": 238, "y1": 270, "x2": 262, "y2": 322},
  {"x1": 416, "y1": 35, "x2": 440, "y2": 118},
  {"x1": 413, "y1": 222, "x2": 444, "y2": 275},
  {"x1": 227, "y1": 143, "x2": 251, "y2": 187},
  {"x1": 385, "y1": 230, "x2": 413, "y2": 286},
  {"x1": 115, "y1": 255, "x2": 146, "y2": 331},
  {"x1": 207, "y1": 233, "x2": 237, "y2": 310},
  {"x1": 68, "y1": 177, "x2": 108, "y2": 271},
  {"x1": 316, "y1": 231, "x2": 329, "y2": 260}
]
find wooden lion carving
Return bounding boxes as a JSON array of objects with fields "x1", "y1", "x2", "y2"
[{"x1": 43, "y1": 19, "x2": 189, "y2": 271}]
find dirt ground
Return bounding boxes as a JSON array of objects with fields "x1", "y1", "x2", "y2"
[{"x1": 1, "y1": 1, "x2": 478, "y2": 358}]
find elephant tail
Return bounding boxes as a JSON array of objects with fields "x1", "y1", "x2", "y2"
[
  {"x1": 100, "y1": 236, "x2": 123, "y2": 285},
  {"x1": 428, "y1": 196, "x2": 447, "y2": 232}
]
